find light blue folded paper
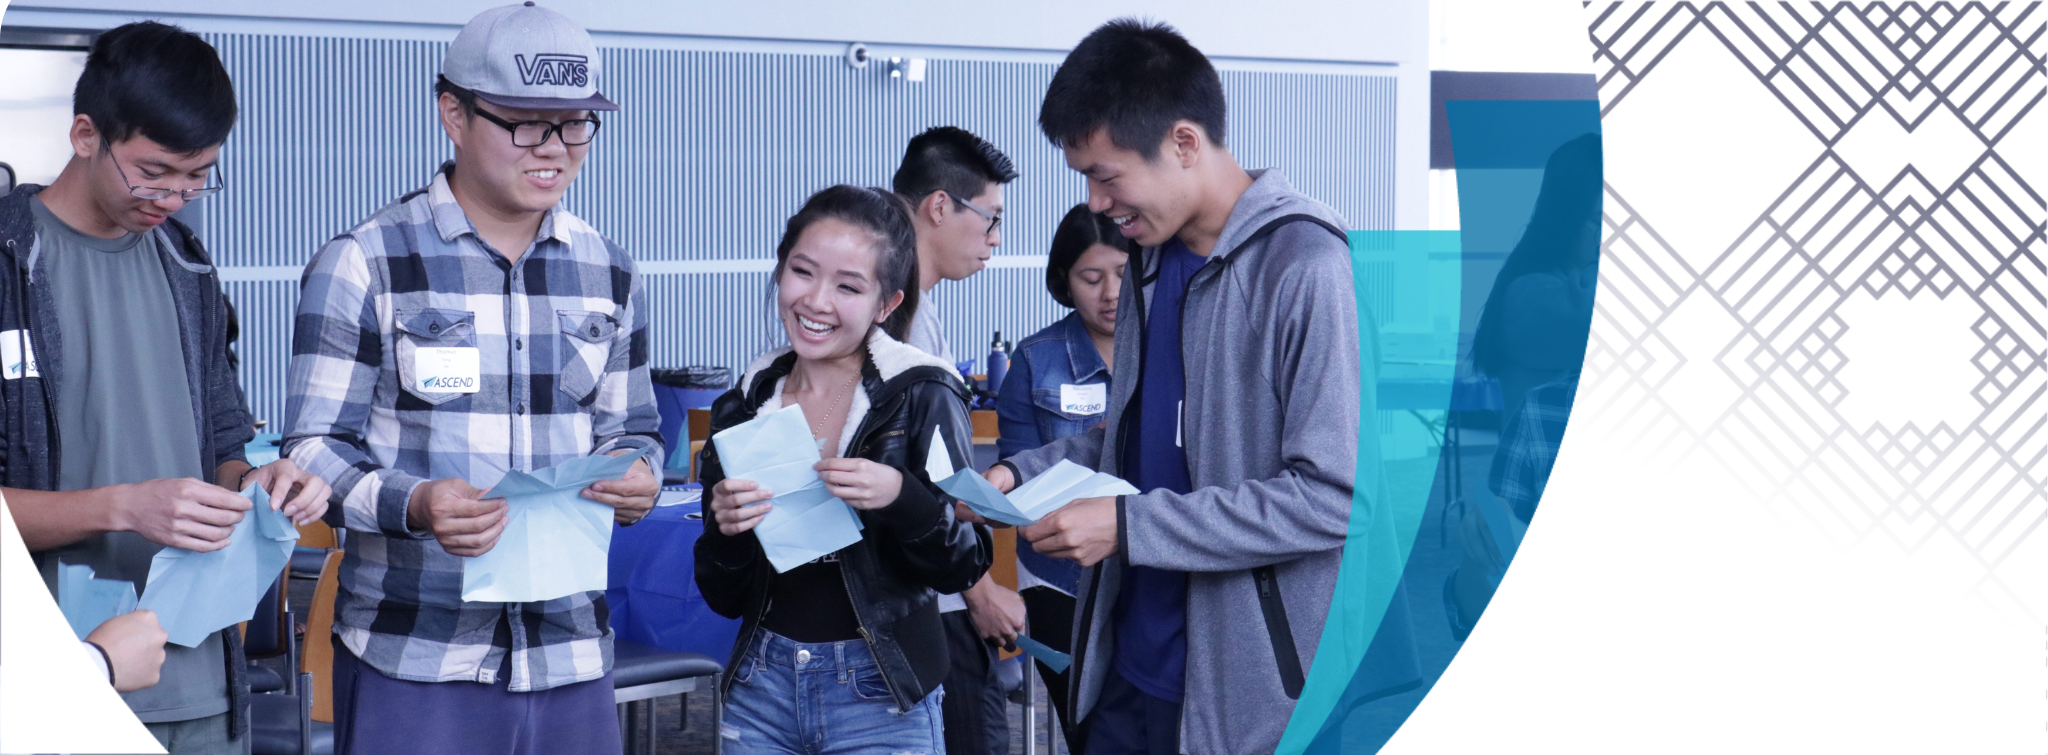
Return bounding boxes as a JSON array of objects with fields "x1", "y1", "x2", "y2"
[
  {"x1": 1015, "y1": 635, "x2": 1071, "y2": 674},
  {"x1": 462, "y1": 446, "x2": 651, "y2": 603},
  {"x1": 138, "y1": 484, "x2": 298, "y2": 647},
  {"x1": 57, "y1": 563, "x2": 138, "y2": 640},
  {"x1": 713, "y1": 403, "x2": 865, "y2": 573},
  {"x1": 937, "y1": 460, "x2": 1138, "y2": 527}
]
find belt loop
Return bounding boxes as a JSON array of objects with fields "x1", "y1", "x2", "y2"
[{"x1": 835, "y1": 641, "x2": 849, "y2": 682}]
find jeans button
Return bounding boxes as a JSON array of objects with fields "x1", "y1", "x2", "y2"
[{"x1": 796, "y1": 649, "x2": 811, "y2": 665}]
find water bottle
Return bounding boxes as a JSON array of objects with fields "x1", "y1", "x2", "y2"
[{"x1": 986, "y1": 331, "x2": 1010, "y2": 395}]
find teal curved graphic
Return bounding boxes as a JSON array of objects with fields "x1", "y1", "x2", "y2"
[{"x1": 1278, "y1": 100, "x2": 1602, "y2": 754}]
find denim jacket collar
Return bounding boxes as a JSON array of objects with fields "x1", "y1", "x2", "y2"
[{"x1": 1061, "y1": 312, "x2": 1111, "y2": 383}]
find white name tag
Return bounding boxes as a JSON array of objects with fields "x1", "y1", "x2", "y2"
[
  {"x1": 412, "y1": 347, "x2": 481, "y2": 393},
  {"x1": 1060, "y1": 383, "x2": 1106, "y2": 416},
  {"x1": 1, "y1": 330, "x2": 39, "y2": 379}
]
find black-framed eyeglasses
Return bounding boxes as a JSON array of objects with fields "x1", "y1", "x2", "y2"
[
  {"x1": 101, "y1": 140, "x2": 224, "y2": 202},
  {"x1": 469, "y1": 105, "x2": 602, "y2": 148},
  {"x1": 953, "y1": 195, "x2": 1002, "y2": 236}
]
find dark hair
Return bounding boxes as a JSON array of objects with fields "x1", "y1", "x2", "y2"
[
  {"x1": 1470, "y1": 133, "x2": 1604, "y2": 376},
  {"x1": 891, "y1": 126, "x2": 1018, "y2": 209},
  {"x1": 74, "y1": 22, "x2": 237, "y2": 153},
  {"x1": 435, "y1": 74, "x2": 480, "y2": 117},
  {"x1": 1039, "y1": 19, "x2": 1227, "y2": 160},
  {"x1": 1045, "y1": 204, "x2": 1136, "y2": 308},
  {"x1": 774, "y1": 185, "x2": 923, "y2": 342}
]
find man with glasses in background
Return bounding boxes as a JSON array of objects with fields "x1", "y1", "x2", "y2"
[
  {"x1": 0, "y1": 21, "x2": 331, "y2": 754},
  {"x1": 891, "y1": 124, "x2": 1023, "y2": 755},
  {"x1": 282, "y1": 4, "x2": 661, "y2": 753}
]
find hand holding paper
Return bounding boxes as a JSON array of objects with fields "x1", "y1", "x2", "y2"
[
  {"x1": 56, "y1": 563, "x2": 138, "y2": 641},
  {"x1": 937, "y1": 460, "x2": 1136, "y2": 527},
  {"x1": 460, "y1": 446, "x2": 650, "y2": 603},
  {"x1": 712, "y1": 403, "x2": 865, "y2": 573},
  {"x1": 137, "y1": 484, "x2": 299, "y2": 647}
]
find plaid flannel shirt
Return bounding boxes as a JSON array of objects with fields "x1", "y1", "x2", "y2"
[
  {"x1": 282, "y1": 166, "x2": 662, "y2": 692},
  {"x1": 1487, "y1": 373, "x2": 1579, "y2": 522}
]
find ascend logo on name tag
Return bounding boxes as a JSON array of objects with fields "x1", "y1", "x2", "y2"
[
  {"x1": 1060, "y1": 383, "x2": 1106, "y2": 416},
  {"x1": 414, "y1": 347, "x2": 481, "y2": 393},
  {"x1": 1, "y1": 330, "x2": 39, "y2": 379}
]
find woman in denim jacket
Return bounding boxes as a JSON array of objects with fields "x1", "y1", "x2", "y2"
[{"x1": 992, "y1": 204, "x2": 1134, "y2": 748}]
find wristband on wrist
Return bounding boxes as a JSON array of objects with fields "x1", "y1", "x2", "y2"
[{"x1": 85, "y1": 640, "x2": 115, "y2": 687}]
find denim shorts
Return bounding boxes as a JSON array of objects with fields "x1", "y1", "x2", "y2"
[{"x1": 721, "y1": 629, "x2": 946, "y2": 755}]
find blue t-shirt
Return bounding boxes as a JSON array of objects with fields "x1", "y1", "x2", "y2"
[{"x1": 1113, "y1": 238, "x2": 1203, "y2": 703}]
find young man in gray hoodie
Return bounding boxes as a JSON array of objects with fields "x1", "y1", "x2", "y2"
[{"x1": 977, "y1": 19, "x2": 1408, "y2": 755}]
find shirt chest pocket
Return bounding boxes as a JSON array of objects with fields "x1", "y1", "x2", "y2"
[
  {"x1": 555, "y1": 310, "x2": 620, "y2": 407},
  {"x1": 394, "y1": 308, "x2": 478, "y2": 406}
]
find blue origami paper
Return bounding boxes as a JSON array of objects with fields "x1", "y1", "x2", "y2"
[
  {"x1": 462, "y1": 446, "x2": 651, "y2": 603},
  {"x1": 937, "y1": 460, "x2": 1138, "y2": 527},
  {"x1": 56, "y1": 563, "x2": 138, "y2": 640},
  {"x1": 1015, "y1": 635, "x2": 1071, "y2": 673},
  {"x1": 712, "y1": 403, "x2": 865, "y2": 573},
  {"x1": 137, "y1": 484, "x2": 298, "y2": 647}
]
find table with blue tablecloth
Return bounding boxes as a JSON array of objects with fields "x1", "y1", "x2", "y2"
[{"x1": 607, "y1": 486, "x2": 742, "y2": 663}]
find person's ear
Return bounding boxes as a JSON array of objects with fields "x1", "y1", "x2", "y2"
[
  {"x1": 438, "y1": 93, "x2": 469, "y2": 146},
  {"x1": 69, "y1": 114, "x2": 99, "y2": 161},
  {"x1": 876, "y1": 289, "x2": 906, "y2": 324},
  {"x1": 922, "y1": 191, "x2": 950, "y2": 227},
  {"x1": 1170, "y1": 121, "x2": 1204, "y2": 170}
]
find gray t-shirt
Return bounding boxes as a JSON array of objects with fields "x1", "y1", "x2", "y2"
[
  {"x1": 29, "y1": 197, "x2": 227, "y2": 723},
  {"x1": 904, "y1": 297, "x2": 968, "y2": 612},
  {"x1": 907, "y1": 296, "x2": 955, "y2": 366}
]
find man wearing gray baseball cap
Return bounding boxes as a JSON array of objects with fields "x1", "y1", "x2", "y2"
[{"x1": 282, "y1": 4, "x2": 660, "y2": 753}]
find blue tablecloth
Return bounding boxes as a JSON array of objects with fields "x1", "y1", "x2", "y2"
[{"x1": 607, "y1": 487, "x2": 741, "y2": 663}]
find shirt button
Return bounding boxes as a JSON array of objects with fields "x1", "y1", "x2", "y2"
[
  {"x1": 429, "y1": 323, "x2": 441, "y2": 334},
  {"x1": 516, "y1": 338, "x2": 524, "y2": 350},
  {"x1": 517, "y1": 403, "x2": 527, "y2": 415},
  {"x1": 796, "y1": 649, "x2": 811, "y2": 665}
]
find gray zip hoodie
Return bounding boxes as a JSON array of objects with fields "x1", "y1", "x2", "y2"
[{"x1": 1004, "y1": 169, "x2": 1383, "y2": 754}]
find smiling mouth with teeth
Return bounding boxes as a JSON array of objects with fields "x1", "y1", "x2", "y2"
[
  {"x1": 798, "y1": 315, "x2": 835, "y2": 334},
  {"x1": 526, "y1": 169, "x2": 560, "y2": 178}
]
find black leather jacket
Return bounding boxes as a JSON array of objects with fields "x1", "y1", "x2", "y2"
[{"x1": 695, "y1": 347, "x2": 991, "y2": 710}]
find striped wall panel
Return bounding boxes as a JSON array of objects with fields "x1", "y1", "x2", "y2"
[{"x1": 194, "y1": 33, "x2": 1397, "y2": 424}]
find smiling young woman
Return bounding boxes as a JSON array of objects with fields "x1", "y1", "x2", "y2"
[{"x1": 694, "y1": 185, "x2": 992, "y2": 755}]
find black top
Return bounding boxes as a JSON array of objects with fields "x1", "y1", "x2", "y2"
[{"x1": 761, "y1": 557, "x2": 862, "y2": 642}]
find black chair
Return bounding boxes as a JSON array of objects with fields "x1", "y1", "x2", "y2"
[
  {"x1": 245, "y1": 566, "x2": 333, "y2": 755},
  {"x1": 612, "y1": 638, "x2": 724, "y2": 755}
]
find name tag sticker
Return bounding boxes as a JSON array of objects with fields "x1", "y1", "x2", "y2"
[
  {"x1": 413, "y1": 347, "x2": 481, "y2": 393},
  {"x1": 1, "y1": 330, "x2": 39, "y2": 379},
  {"x1": 1060, "y1": 383, "x2": 1106, "y2": 416}
]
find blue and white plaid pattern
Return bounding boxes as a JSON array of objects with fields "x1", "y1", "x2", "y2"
[
  {"x1": 282, "y1": 167, "x2": 662, "y2": 692},
  {"x1": 1488, "y1": 374, "x2": 1578, "y2": 522}
]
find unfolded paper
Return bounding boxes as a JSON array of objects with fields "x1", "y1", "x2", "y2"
[
  {"x1": 937, "y1": 460, "x2": 1137, "y2": 527},
  {"x1": 712, "y1": 403, "x2": 865, "y2": 573},
  {"x1": 138, "y1": 484, "x2": 298, "y2": 647},
  {"x1": 461, "y1": 446, "x2": 651, "y2": 603}
]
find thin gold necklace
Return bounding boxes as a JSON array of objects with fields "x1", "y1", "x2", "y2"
[{"x1": 800, "y1": 365, "x2": 861, "y2": 454}]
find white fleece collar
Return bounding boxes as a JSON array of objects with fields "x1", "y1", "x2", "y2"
[{"x1": 740, "y1": 329, "x2": 962, "y2": 456}]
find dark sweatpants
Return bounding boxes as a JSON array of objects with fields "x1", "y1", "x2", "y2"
[
  {"x1": 331, "y1": 638, "x2": 622, "y2": 755},
  {"x1": 939, "y1": 610, "x2": 1009, "y2": 755}
]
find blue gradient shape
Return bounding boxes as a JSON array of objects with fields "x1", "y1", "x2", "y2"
[{"x1": 1279, "y1": 100, "x2": 1600, "y2": 754}]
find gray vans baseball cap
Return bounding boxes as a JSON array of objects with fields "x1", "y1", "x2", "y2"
[{"x1": 441, "y1": 1, "x2": 618, "y2": 112}]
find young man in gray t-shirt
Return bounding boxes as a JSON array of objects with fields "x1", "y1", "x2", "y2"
[{"x1": 0, "y1": 23, "x2": 329, "y2": 754}]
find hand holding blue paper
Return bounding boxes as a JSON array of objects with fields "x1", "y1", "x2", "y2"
[
  {"x1": 937, "y1": 460, "x2": 1137, "y2": 527},
  {"x1": 461, "y1": 446, "x2": 650, "y2": 603},
  {"x1": 137, "y1": 484, "x2": 298, "y2": 647},
  {"x1": 56, "y1": 563, "x2": 138, "y2": 640},
  {"x1": 712, "y1": 403, "x2": 865, "y2": 573}
]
